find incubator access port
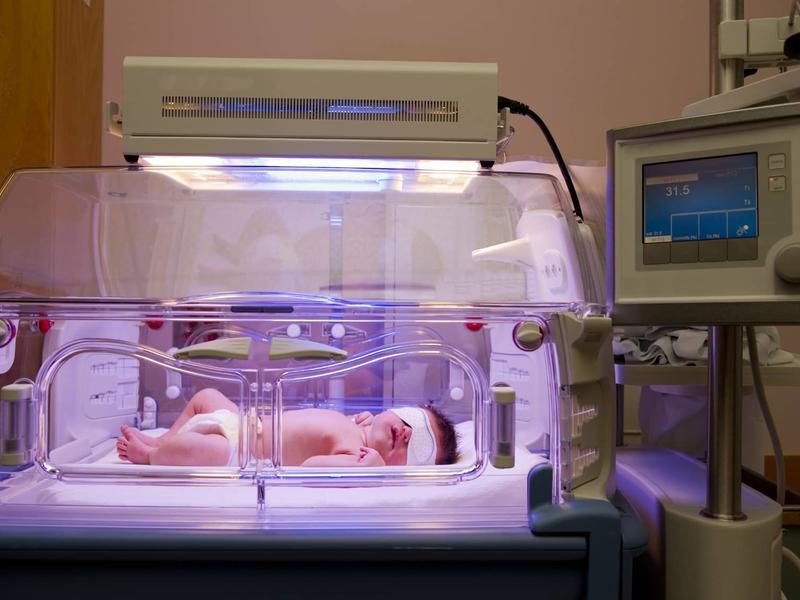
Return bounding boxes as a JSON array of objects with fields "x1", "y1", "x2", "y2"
[
  {"x1": 36, "y1": 338, "x2": 254, "y2": 478},
  {"x1": 266, "y1": 339, "x2": 488, "y2": 479}
]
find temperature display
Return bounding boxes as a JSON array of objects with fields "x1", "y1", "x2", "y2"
[{"x1": 643, "y1": 153, "x2": 758, "y2": 243}]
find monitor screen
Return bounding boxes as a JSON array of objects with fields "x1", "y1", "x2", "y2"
[{"x1": 642, "y1": 153, "x2": 758, "y2": 243}]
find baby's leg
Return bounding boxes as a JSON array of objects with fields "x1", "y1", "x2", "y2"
[
  {"x1": 163, "y1": 388, "x2": 239, "y2": 439},
  {"x1": 122, "y1": 388, "x2": 239, "y2": 446},
  {"x1": 120, "y1": 431, "x2": 232, "y2": 466}
]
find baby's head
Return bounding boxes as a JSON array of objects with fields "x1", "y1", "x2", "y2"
[{"x1": 365, "y1": 405, "x2": 457, "y2": 466}]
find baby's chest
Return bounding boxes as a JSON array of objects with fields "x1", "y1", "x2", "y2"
[{"x1": 287, "y1": 414, "x2": 361, "y2": 454}]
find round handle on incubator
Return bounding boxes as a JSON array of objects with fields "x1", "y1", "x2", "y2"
[
  {"x1": 775, "y1": 244, "x2": 800, "y2": 283},
  {"x1": 286, "y1": 323, "x2": 302, "y2": 338},
  {"x1": 330, "y1": 323, "x2": 346, "y2": 339},
  {"x1": 165, "y1": 385, "x2": 181, "y2": 400},
  {"x1": 0, "y1": 320, "x2": 16, "y2": 349},
  {"x1": 512, "y1": 322, "x2": 544, "y2": 352}
]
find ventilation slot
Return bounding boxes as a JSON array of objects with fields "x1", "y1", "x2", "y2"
[{"x1": 161, "y1": 96, "x2": 459, "y2": 122}]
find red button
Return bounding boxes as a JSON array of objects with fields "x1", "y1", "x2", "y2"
[{"x1": 465, "y1": 320, "x2": 483, "y2": 332}]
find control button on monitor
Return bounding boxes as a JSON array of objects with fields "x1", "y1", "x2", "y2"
[
  {"x1": 768, "y1": 175, "x2": 786, "y2": 192},
  {"x1": 670, "y1": 241, "x2": 698, "y2": 263},
  {"x1": 671, "y1": 214, "x2": 700, "y2": 243},
  {"x1": 643, "y1": 243, "x2": 670, "y2": 265},
  {"x1": 699, "y1": 212, "x2": 727, "y2": 242},
  {"x1": 699, "y1": 240, "x2": 727, "y2": 262},
  {"x1": 727, "y1": 209, "x2": 757, "y2": 240},
  {"x1": 768, "y1": 153, "x2": 786, "y2": 170},
  {"x1": 728, "y1": 238, "x2": 758, "y2": 261}
]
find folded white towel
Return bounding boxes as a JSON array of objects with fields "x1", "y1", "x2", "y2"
[{"x1": 613, "y1": 326, "x2": 793, "y2": 366}]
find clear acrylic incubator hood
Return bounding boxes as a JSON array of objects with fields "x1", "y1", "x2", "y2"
[{"x1": 0, "y1": 162, "x2": 615, "y2": 531}]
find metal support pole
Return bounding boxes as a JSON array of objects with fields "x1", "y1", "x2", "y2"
[
  {"x1": 711, "y1": 0, "x2": 744, "y2": 95},
  {"x1": 703, "y1": 325, "x2": 746, "y2": 520},
  {"x1": 710, "y1": 0, "x2": 721, "y2": 96},
  {"x1": 702, "y1": 0, "x2": 747, "y2": 522}
]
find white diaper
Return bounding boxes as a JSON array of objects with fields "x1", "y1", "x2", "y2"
[{"x1": 177, "y1": 409, "x2": 240, "y2": 466}]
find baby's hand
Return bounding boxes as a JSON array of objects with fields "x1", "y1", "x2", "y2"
[
  {"x1": 353, "y1": 411, "x2": 374, "y2": 426},
  {"x1": 357, "y1": 446, "x2": 385, "y2": 467}
]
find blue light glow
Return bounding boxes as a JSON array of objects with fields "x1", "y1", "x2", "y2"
[
  {"x1": 205, "y1": 102, "x2": 316, "y2": 114},
  {"x1": 326, "y1": 104, "x2": 400, "y2": 115},
  {"x1": 196, "y1": 101, "x2": 405, "y2": 116}
]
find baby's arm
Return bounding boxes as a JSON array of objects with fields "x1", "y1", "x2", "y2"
[
  {"x1": 301, "y1": 447, "x2": 385, "y2": 467},
  {"x1": 352, "y1": 411, "x2": 374, "y2": 426}
]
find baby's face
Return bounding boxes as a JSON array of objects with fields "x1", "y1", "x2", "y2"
[{"x1": 366, "y1": 410, "x2": 414, "y2": 465}]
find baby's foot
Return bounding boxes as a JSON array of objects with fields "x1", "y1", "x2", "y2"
[
  {"x1": 116, "y1": 436, "x2": 131, "y2": 462},
  {"x1": 116, "y1": 435, "x2": 153, "y2": 465},
  {"x1": 121, "y1": 424, "x2": 161, "y2": 447}
]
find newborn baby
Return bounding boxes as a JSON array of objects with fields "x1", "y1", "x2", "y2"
[{"x1": 117, "y1": 388, "x2": 458, "y2": 467}]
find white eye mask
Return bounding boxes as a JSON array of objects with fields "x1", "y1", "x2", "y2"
[{"x1": 389, "y1": 407, "x2": 437, "y2": 466}]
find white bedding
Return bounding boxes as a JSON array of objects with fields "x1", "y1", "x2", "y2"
[{"x1": 17, "y1": 422, "x2": 548, "y2": 513}]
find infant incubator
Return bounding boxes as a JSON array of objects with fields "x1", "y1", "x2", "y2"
[{"x1": 0, "y1": 58, "x2": 643, "y2": 599}]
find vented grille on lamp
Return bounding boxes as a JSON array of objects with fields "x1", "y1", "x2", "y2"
[{"x1": 161, "y1": 96, "x2": 459, "y2": 122}]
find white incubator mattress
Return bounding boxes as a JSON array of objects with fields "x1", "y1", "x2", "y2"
[{"x1": 6, "y1": 423, "x2": 549, "y2": 515}]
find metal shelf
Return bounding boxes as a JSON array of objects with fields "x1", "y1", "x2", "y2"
[{"x1": 615, "y1": 353, "x2": 800, "y2": 387}]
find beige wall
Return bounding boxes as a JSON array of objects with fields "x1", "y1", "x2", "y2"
[{"x1": 102, "y1": 0, "x2": 799, "y2": 458}]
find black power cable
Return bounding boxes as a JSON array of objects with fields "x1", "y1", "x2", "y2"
[{"x1": 498, "y1": 96, "x2": 584, "y2": 221}]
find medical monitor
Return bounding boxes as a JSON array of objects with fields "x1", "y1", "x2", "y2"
[
  {"x1": 609, "y1": 103, "x2": 800, "y2": 325},
  {"x1": 642, "y1": 152, "x2": 758, "y2": 245}
]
